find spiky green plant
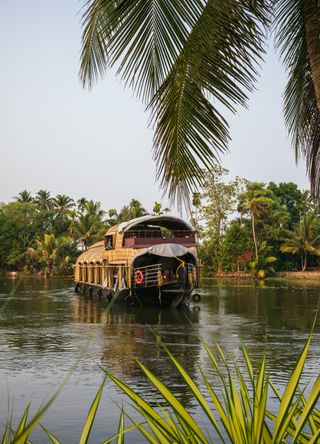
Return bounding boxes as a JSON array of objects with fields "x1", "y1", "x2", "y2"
[
  {"x1": 104, "y1": 335, "x2": 320, "y2": 443},
  {"x1": 2, "y1": 335, "x2": 320, "y2": 443}
]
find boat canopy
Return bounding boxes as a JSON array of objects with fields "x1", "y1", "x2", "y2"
[
  {"x1": 117, "y1": 215, "x2": 194, "y2": 233},
  {"x1": 132, "y1": 243, "x2": 196, "y2": 268}
]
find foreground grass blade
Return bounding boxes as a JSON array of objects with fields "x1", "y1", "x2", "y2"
[
  {"x1": 40, "y1": 424, "x2": 61, "y2": 444},
  {"x1": 12, "y1": 383, "x2": 66, "y2": 444},
  {"x1": 79, "y1": 378, "x2": 105, "y2": 444},
  {"x1": 272, "y1": 335, "x2": 312, "y2": 443},
  {"x1": 293, "y1": 376, "x2": 320, "y2": 441},
  {"x1": 14, "y1": 405, "x2": 30, "y2": 442},
  {"x1": 116, "y1": 408, "x2": 124, "y2": 444},
  {"x1": 161, "y1": 343, "x2": 224, "y2": 442},
  {"x1": 102, "y1": 369, "x2": 178, "y2": 441},
  {"x1": 137, "y1": 360, "x2": 207, "y2": 443}
]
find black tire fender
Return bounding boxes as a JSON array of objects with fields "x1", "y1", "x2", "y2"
[{"x1": 192, "y1": 293, "x2": 201, "y2": 303}]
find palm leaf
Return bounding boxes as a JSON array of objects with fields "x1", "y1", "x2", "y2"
[
  {"x1": 80, "y1": 0, "x2": 267, "y2": 206},
  {"x1": 79, "y1": 378, "x2": 105, "y2": 444},
  {"x1": 274, "y1": 0, "x2": 320, "y2": 197}
]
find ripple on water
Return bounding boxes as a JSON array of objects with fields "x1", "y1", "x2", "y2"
[{"x1": 1, "y1": 277, "x2": 320, "y2": 443}]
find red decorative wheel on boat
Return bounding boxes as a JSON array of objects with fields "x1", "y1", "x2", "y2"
[{"x1": 134, "y1": 269, "x2": 144, "y2": 285}]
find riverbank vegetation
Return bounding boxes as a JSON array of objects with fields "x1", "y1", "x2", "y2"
[
  {"x1": 3, "y1": 334, "x2": 320, "y2": 443},
  {"x1": 1, "y1": 174, "x2": 320, "y2": 276},
  {"x1": 0, "y1": 192, "x2": 159, "y2": 275},
  {"x1": 194, "y1": 168, "x2": 320, "y2": 276}
]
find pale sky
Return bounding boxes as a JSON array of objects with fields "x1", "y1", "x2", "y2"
[{"x1": 0, "y1": 1, "x2": 309, "y2": 214}]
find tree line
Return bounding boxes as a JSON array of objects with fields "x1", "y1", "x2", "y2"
[
  {"x1": 1, "y1": 175, "x2": 320, "y2": 276},
  {"x1": 0, "y1": 191, "x2": 169, "y2": 275}
]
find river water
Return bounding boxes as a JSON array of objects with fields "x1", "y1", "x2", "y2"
[{"x1": 0, "y1": 277, "x2": 319, "y2": 442}]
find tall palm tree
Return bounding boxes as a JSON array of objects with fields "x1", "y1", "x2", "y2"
[
  {"x1": 128, "y1": 199, "x2": 147, "y2": 219},
  {"x1": 77, "y1": 197, "x2": 88, "y2": 215},
  {"x1": 70, "y1": 213, "x2": 103, "y2": 250},
  {"x1": 238, "y1": 183, "x2": 273, "y2": 261},
  {"x1": 280, "y1": 212, "x2": 320, "y2": 271},
  {"x1": 14, "y1": 190, "x2": 33, "y2": 203},
  {"x1": 53, "y1": 194, "x2": 75, "y2": 217},
  {"x1": 80, "y1": 1, "x2": 268, "y2": 205},
  {"x1": 35, "y1": 189, "x2": 52, "y2": 211},
  {"x1": 84, "y1": 200, "x2": 105, "y2": 220}
]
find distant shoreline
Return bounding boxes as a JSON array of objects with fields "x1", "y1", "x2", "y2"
[{"x1": 205, "y1": 271, "x2": 320, "y2": 281}]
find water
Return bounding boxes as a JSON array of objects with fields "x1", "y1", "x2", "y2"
[{"x1": 0, "y1": 277, "x2": 319, "y2": 442}]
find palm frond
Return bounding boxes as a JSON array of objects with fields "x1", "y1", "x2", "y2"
[
  {"x1": 274, "y1": 0, "x2": 320, "y2": 197},
  {"x1": 80, "y1": 0, "x2": 268, "y2": 206},
  {"x1": 150, "y1": 0, "x2": 267, "y2": 206}
]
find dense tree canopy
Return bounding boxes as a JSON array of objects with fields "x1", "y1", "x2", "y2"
[{"x1": 0, "y1": 193, "x2": 163, "y2": 274}]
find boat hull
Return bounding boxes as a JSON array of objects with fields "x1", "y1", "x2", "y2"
[{"x1": 74, "y1": 282, "x2": 192, "y2": 308}]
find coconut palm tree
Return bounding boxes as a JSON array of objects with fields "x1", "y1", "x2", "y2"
[
  {"x1": 77, "y1": 197, "x2": 88, "y2": 215},
  {"x1": 79, "y1": 1, "x2": 268, "y2": 205},
  {"x1": 84, "y1": 200, "x2": 105, "y2": 220},
  {"x1": 238, "y1": 183, "x2": 273, "y2": 261},
  {"x1": 35, "y1": 189, "x2": 52, "y2": 211},
  {"x1": 53, "y1": 194, "x2": 75, "y2": 236},
  {"x1": 53, "y1": 194, "x2": 75, "y2": 217},
  {"x1": 280, "y1": 212, "x2": 320, "y2": 271},
  {"x1": 27, "y1": 234, "x2": 58, "y2": 276},
  {"x1": 70, "y1": 213, "x2": 104, "y2": 250},
  {"x1": 152, "y1": 201, "x2": 171, "y2": 216},
  {"x1": 14, "y1": 190, "x2": 33, "y2": 203}
]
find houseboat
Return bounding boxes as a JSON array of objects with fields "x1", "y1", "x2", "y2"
[{"x1": 74, "y1": 215, "x2": 199, "y2": 308}]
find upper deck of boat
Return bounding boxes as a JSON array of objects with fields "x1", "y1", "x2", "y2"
[{"x1": 105, "y1": 215, "x2": 196, "y2": 249}]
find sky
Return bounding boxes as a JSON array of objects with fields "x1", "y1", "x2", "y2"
[{"x1": 0, "y1": 1, "x2": 309, "y2": 214}]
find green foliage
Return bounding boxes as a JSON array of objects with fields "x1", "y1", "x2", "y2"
[
  {"x1": 198, "y1": 167, "x2": 242, "y2": 272},
  {"x1": 104, "y1": 334, "x2": 320, "y2": 443},
  {"x1": 0, "y1": 192, "x2": 154, "y2": 274},
  {"x1": 220, "y1": 221, "x2": 251, "y2": 272},
  {"x1": 280, "y1": 212, "x2": 320, "y2": 271},
  {"x1": 238, "y1": 182, "x2": 274, "y2": 261},
  {"x1": 107, "y1": 199, "x2": 148, "y2": 225},
  {"x1": 152, "y1": 202, "x2": 171, "y2": 216},
  {"x1": 249, "y1": 241, "x2": 277, "y2": 278},
  {"x1": 274, "y1": 0, "x2": 320, "y2": 197}
]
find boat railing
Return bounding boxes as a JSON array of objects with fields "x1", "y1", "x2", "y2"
[
  {"x1": 131, "y1": 264, "x2": 163, "y2": 288},
  {"x1": 125, "y1": 230, "x2": 194, "y2": 238},
  {"x1": 131, "y1": 262, "x2": 197, "y2": 289}
]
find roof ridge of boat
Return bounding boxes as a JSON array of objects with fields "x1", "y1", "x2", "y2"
[{"x1": 118, "y1": 215, "x2": 194, "y2": 233}]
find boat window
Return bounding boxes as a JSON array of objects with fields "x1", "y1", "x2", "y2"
[
  {"x1": 105, "y1": 235, "x2": 114, "y2": 250},
  {"x1": 79, "y1": 266, "x2": 83, "y2": 281},
  {"x1": 84, "y1": 266, "x2": 88, "y2": 282},
  {"x1": 91, "y1": 266, "x2": 95, "y2": 283}
]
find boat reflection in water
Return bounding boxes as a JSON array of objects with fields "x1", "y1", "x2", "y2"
[{"x1": 72, "y1": 295, "x2": 201, "y2": 406}]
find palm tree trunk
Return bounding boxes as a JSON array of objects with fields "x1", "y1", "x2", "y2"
[
  {"x1": 302, "y1": 251, "x2": 308, "y2": 271},
  {"x1": 251, "y1": 211, "x2": 259, "y2": 261},
  {"x1": 304, "y1": 0, "x2": 320, "y2": 110}
]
